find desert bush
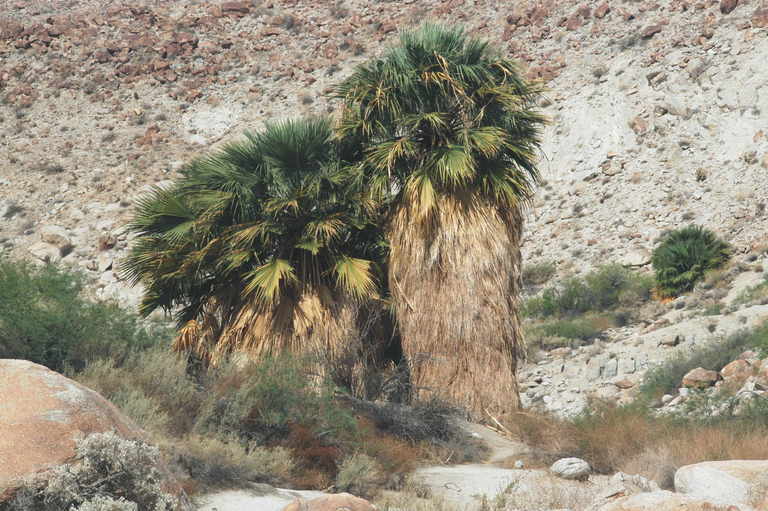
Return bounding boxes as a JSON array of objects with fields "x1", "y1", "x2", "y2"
[
  {"x1": 357, "y1": 429, "x2": 423, "y2": 488},
  {"x1": 2, "y1": 432, "x2": 182, "y2": 511},
  {"x1": 535, "y1": 316, "x2": 605, "y2": 341},
  {"x1": 335, "y1": 453, "x2": 385, "y2": 498},
  {"x1": 639, "y1": 324, "x2": 768, "y2": 400},
  {"x1": 523, "y1": 264, "x2": 653, "y2": 318},
  {"x1": 75, "y1": 348, "x2": 202, "y2": 436},
  {"x1": 77, "y1": 349, "x2": 473, "y2": 494},
  {"x1": 168, "y1": 436, "x2": 294, "y2": 490},
  {"x1": 522, "y1": 261, "x2": 557, "y2": 287},
  {"x1": 344, "y1": 397, "x2": 469, "y2": 447},
  {"x1": 195, "y1": 356, "x2": 358, "y2": 445},
  {"x1": 733, "y1": 276, "x2": 768, "y2": 307},
  {"x1": 0, "y1": 257, "x2": 169, "y2": 372},
  {"x1": 652, "y1": 225, "x2": 731, "y2": 297}
]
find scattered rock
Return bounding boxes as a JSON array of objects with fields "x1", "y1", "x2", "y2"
[
  {"x1": 0, "y1": 200, "x2": 20, "y2": 219},
  {"x1": 675, "y1": 460, "x2": 768, "y2": 505},
  {"x1": 720, "y1": 359, "x2": 757, "y2": 382},
  {"x1": 551, "y1": 457, "x2": 591, "y2": 480},
  {"x1": 28, "y1": 241, "x2": 62, "y2": 263},
  {"x1": 752, "y1": 8, "x2": 768, "y2": 28},
  {"x1": 40, "y1": 225, "x2": 72, "y2": 250},
  {"x1": 681, "y1": 367, "x2": 719, "y2": 389},
  {"x1": 641, "y1": 25, "x2": 662, "y2": 38},
  {"x1": 629, "y1": 116, "x2": 648, "y2": 136},
  {"x1": 595, "y1": 3, "x2": 611, "y2": 18},
  {"x1": 221, "y1": 1, "x2": 250, "y2": 15},
  {"x1": 612, "y1": 377, "x2": 635, "y2": 389},
  {"x1": 720, "y1": 0, "x2": 739, "y2": 15},
  {"x1": 594, "y1": 490, "x2": 751, "y2": 510}
]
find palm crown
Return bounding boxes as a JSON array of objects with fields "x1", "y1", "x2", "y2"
[
  {"x1": 123, "y1": 118, "x2": 386, "y2": 362},
  {"x1": 334, "y1": 23, "x2": 546, "y2": 219}
]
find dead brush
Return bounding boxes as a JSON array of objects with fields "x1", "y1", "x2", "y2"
[{"x1": 506, "y1": 403, "x2": 768, "y2": 489}]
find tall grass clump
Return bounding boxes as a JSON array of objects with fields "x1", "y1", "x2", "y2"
[
  {"x1": 0, "y1": 257, "x2": 169, "y2": 372},
  {"x1": 652, "y1": 225, "x2": 731, "y2": 297}
]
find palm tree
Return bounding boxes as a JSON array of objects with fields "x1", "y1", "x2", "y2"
[
  {"x1": 334, "y1": 24, "x2": 546, "y2": 416},
  {"x1": 123, "y1": 118, "x2": 391, "y2": 390}
]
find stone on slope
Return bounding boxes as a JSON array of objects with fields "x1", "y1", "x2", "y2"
[
  {"x1": 40, "y1": 224, "x2": 72, "y2": 249},
  {"x1": 594, "y1": 490, "x2": 752, "y2": 510},
  {"x1": 28, "y1": 241, "x2": 63, "y2": 263},
  {"x1": 681, "y1": 367, "x2": 719, "y2": 388},
  {"x1": 551, "y1": 457, "x2": 592, "y2": 480},
  {"x1": 282, "y1": 493, "x2": 375, "y2": 511},
  {"x1": 588, "y1": 472, "x2": 661, "y2": 510},
  {"x1": 674, "y1": 460, "x2": 768, "y2": 505},
  {"x1": 720, "y1": 0, "x2": 739, "y2": 15},
  {"x1": 721, "y1": 358, "x2": 759, "y2": 381},
  {"x1": 0, "y1": 359, "x2": 144, "y2": 493}
]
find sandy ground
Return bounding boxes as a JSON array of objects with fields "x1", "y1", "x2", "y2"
[{"x1": 195, "y1": 485, "x2": 325, "y2": 511}]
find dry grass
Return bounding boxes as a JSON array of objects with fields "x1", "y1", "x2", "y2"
[
  {"x1": 491, "y1": 473, "x2": 600, "y2": 511},
  {"x1": 389, "y1": 195, "x2": 524, "y2": 418},
  {"x1": 506, "y1": 405, "x2": 768, "y2": 489},
  {"x1": 749, "y1": 471, "x2": 768, "y2": 508},
  {"x1": 373, "y1": 484, "x2": 460, "y2": 511}
]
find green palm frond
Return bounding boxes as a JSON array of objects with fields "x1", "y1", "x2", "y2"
[
  {"x1": 334, "y1": 23, "x2": 547, "y2": 216},
  {"x1": 123, "y1": 116, "x2": 389, "y2": 362},
  {"x1": 333, "y1": 256, "x2": 378, "y2": 300},
  {"x1": 243, "y1": 259, "x2": 297, "y2": 302}
]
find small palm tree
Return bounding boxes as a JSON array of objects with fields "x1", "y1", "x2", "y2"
[
  {"x1": 334, "y1": 24, "x2": 546, "y2": 416},
  {"x1": 123, "y1": 118, "x2": 388, "y2": 374},
  {"x1": 652, "y1": 225, "x2": 731, "y2": 297}
]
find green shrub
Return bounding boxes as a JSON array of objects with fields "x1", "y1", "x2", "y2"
[
  {"x1": 651, "y1": 225, "x2": 731, "y2": 297},
  {"x1": 536, "y1": 317, "x2": 604, "y2": 341},
  {"x1": 195, "y1": 356, "x2": 358, "y2": 445},
  {"x1": 335, "y1": 453, "x2": 385, "y2": 497},
  {"x1": 168, "y1": 436, "x2": 294, "y2": 490},
  {"x1": 639, "y1": 323, "x2": 768, "y2": 400},
  {"x1": 0, "y1": 258, "x2": 169, "y2": 372},
  {"x1": 78, "y1": 350, "x2": 358, "y2": 447},
  {"x1": 523, "y1": 264, "x2": 653, "y2": 318},
  {"x1": 522, "y1": 261, "x2": 557, "y2": 287}
]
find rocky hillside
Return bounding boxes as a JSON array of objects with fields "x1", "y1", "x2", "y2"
[{"x1": 1, "y1": 0, "x2": 768, "y2": 404}]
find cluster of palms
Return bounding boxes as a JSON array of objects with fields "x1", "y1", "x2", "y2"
[{"x1": 124, "y1": 24, "x2": 546, "y2": 416}]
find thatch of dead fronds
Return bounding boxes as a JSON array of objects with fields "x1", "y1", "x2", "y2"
[{"x1": 389, "y1": 194, "x2": 525, "y2": 417}]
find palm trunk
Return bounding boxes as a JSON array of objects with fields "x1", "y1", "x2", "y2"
[{"x1": 388, "y1": 193, "x2": 524, "y2": 419}]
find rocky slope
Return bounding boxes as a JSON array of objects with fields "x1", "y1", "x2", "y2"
[{"x1": 2, "y1": 0, "x2": 768, "y2": 408}]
